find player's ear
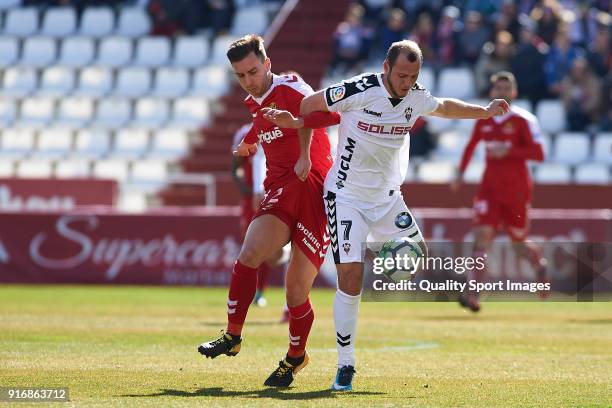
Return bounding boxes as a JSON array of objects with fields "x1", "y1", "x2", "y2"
[
  {"x1": 264, "y1": 57, "x2": 271, "y2": 72},
  {"x1": 383, "y1": 59, "x2": 390, "y2": 75}
]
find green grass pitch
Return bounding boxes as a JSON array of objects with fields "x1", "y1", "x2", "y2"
[{"x1": 1, "y1": 285, "x2": 611, "y2": 407}]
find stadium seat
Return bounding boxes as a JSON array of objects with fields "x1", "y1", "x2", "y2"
[
  {"x1": 16, "y1": 159, "x2": 54, "y2": 178},
  {"x1": 74, "y1": 129, "x2": 111, "y2": 158},
  {"x1": 0, "y1": 99, "x2": 17, "y2": 126},
  {"x1": 93, "y1": 158, "x2": 130, "y2": 182},
  {"x1": 2, "y1": 67, "x2": 37, "y2": 97},
  {"x1": 93, "y1": 98, "x2": 132, "y2": 129},
  {"x1": 113, "y1": 128, "x2": 150, "y2": 158},
  {"x1": 437, "y1": 68, "x2": 474, "y2": 99},
  {"x1": 231, "y1": 6, "x2": 268, "y2": 36},
  {"x1": 116, "y1": 8, "x2": 150, "y2": 38},
  {"x1": 553, "y1": 132, "x2": 590, "y2": 164},
  {"x1": 4, "y1": 7, "x2": 38, "y2": 38},
  {"x1": 170, "y1": 98, "x2": 210, "y2": 129},
  {"x1": 133, "y1": 98, "x2": 170, "y2": 128},
  {"x1": 192, "y1": 66, "x2": 229, "y2": 98},
  {"x1": 75, "y1": 67, "x2": 113, "y2": 97},
  {"x1": 55, "y1": 158, "x2": 91, "y2": 178},
  {"x1": 118, "y1": 187, "x2": 148, "y2": 212},
  {"x1": 432, "y1": 131, "x2": 468, "y2": 160},
  {"x1": 513, "y1": 99, "x2": 532, "y2": 112},
  {"x1": 0, "y1": 128, "x2": 35, "y2": 158},
  {"x1": 593, "y1": 133, "x2": 612, "y2": 164},
  {"x1": 150, "y1": 128, "x2": 189, "y2": 158},
  {"x1": 210, "y1": 35, "x2": 240, "y2": 66},
  {"x1": 534, "y1": 163, "x2": 571, "y2": 183},
  {"x1": 173, "y1": 36, "x2": 208, "y2": 68},
  {"x1": 463, "y1": 161, "x2": 485, "y2": 183},
  {"x1": 35, "y1": 128, "x2": 73, "y2": 158},
  {"x1": 56, "y1": 97, "x2": 94, "y2": 127},
  {"x1": 0, "y1": 0, "x2": 21, "y2": 10},
  {"x1": 96, "y1": 37, "x2": 133, "y2": 68},
  {"x1": 574, "y1": 163, "x2": 609, "y2": 184},
  {"x1": 115, "y1": 67, "x2": 151, "y2": 97},
  {"x1": 416, "y1": 160, "x2": 455, "y2": 183},
  {"x1": 130, "y1": 159, "x2": 168, "y2": 186},
  {"x1": 152, "y1": 67, "x2": 189, "y2": 98},
  {"x1": 536, "y1": 100, "x2": 566, "y2": 134},
  {"x1": 134, "y1": 37, "x2": 170, "y2": 67},
  {"x1": 537, "y1": 132, "x2": 552, "y2": 159},
  {"x1": 79, "y1": 7, "x2": 114, "y2": 38},
  {"x1": 39, "y1": 66, "x2": 75, "y2": 97},
  {"x1": 0, "y1": 158, "x2": 15, "y2": 176},
  {"x1": 58, "y1": 37, "x2": 95, "y2": 67},
  {"x1": 19, "y1": 97, "x2": 54, "y2": 128},
  {"x1": 0, "y1": 36, "x2": 18, "y2": 68},
  {"x1": 418, "y1": 66, "x2": 435, "y2": 92},
  {"x1": 21, "y1": 36, "x2": 57, "y2": 67},
  {"x1": 40, "y1": 7, "x2": 76, "y2": 37},
  {"x1": 427, "y1": 116, "x2": 454, "y2": 134}
]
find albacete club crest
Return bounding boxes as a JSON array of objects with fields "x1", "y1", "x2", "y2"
[
  {"x1": 404, "y1": 107, "x2": 413, "y2": 123},
  {"x1": 343, "y1": 242, "x2": 351, "y2": 254}
]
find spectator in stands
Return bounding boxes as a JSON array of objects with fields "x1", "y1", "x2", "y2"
[
  {"x1": 380, "y1": 8, "x2": 407, "y2": 57},
  {"x1": 560, "y1": 57, "x2": 601, "y2": 131},
  {"x1": 458, "y1": 11, "x2": 490, "y2": 66},
  {"x1": 496, "y1": 0, "x2": 522, "y2": 41},
  {"x1": 409, "y1": 13, "x2": 436, "y2": 66},
  {"x1": 148, "y1": 0, "x2": 183, "y2": 37},
  {"x1": 529, "y1": 0, "x2": 563, "y2": 45},
  {"x1": 205, "y1": 0, "x2": 236, "y2": 38},
  {"x1": 511, "y1": 20, "x2": 549, "y2": 107},
  {"x1": 329, "y1": 3, "x2": 373, "y2": 76},
  {"x1": 475, "y1": 31, "x2": 515, "y2": 97},
  {"x1": 601, "y1": 71, "x2": 612, "y2": 131},
  {"x1": 409, "y1": 117, "x2": 435, "y2": 158},
  {"x1": 435, "y1": 5, "x2": 462, "y2": 67},
  {"x1": 586, "y1": 24, "x2": 611, "y2": 79},
  {"x1": 544, "y1": 24, "x2": 583, "y2": 97},
  {"x1": 358, "y1": 0, "x2": 388, "y2": 27},
  {"x1": 464, "y1": 0, "x2": 499, "y2": 20}
]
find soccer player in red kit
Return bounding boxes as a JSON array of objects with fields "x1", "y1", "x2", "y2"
[
  {"x1": 197, "y1": 34, "x2": 339, "y2": 387},
  {"x1": 452, "y1": 71, "x2": 548, "y2": 312}
]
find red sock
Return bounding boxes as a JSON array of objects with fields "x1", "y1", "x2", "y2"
[
  {"x1": 287, "y1": 298, "x2": 314, "y2": 358},
  {"x1": 256, "y1": 262, "x2": 270, "y2": 292},
  {"x1": 226, "y1": 260, "x2": 258, "y2": 336}
]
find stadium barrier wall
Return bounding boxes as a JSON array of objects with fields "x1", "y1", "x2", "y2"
[
  {"x1": 0, "y1": 178, "x2": 118, "y2": 211},
  {"x1": 0, "y1": 208, "x2": 609, "y2": 287}
]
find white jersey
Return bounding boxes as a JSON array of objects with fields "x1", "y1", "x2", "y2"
[{"x1": 323, "y1": 72, "x2": 440, "y2": 202}]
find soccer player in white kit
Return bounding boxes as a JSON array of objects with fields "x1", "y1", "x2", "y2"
[{"x1": 263, "y1": 40, "x2": 509, "y2": 391}]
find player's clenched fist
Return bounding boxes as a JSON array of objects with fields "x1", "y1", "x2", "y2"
[
  {"x1": 485, "y1": 99, "x2": 510, "y2": 117},
  {"x1": 233, "y1": 141, "x2": 258, "y2": 157},
  {"x1": 261, "y1": 107, "x2": 302, "y2": 129},
  {"x1": 294, "y1": 156, "x2": 311, "y2": 182}
]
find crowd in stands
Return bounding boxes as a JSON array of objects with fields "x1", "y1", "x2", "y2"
[{"x1": 329, "y1": 0, "x2": 611, "y2": 132}]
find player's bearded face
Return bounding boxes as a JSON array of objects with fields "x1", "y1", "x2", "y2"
[
  {"x1": 232, "y1": 52, "x2": 272, "y2": 98},
  {"x1": 384, "y1": 54, "x2": 420, "y2": 98}
]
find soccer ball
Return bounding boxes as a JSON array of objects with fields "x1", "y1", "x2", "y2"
[{"x1": 375, "y1": 237, "x2": 424, "y2": 283}]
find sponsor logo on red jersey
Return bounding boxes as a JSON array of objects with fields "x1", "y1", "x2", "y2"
[{"x1": 258, "y1": 127, "x2": 284, "y2": 143}]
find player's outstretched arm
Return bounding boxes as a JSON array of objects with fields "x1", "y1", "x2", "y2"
[{"x1": 429, "y1": 98, "x2": 509, "y2": 119}]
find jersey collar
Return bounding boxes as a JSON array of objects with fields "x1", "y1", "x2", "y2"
[{"x1": 378, "y1": 72, "x2": 404, "y2": 107}]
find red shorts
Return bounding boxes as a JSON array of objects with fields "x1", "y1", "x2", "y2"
[
  {"x1": 473, "y1": 194, "x2": 530, "y2": 241},
  {"x1": 254, "y1": 173, "x2": 329, "y2": 269}
]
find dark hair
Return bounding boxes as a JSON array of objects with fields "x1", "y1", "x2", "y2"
[
  {"x1": 226, "y1": 34, "x2": 267, "y2": 63},
  {"x1": 490, "y1": 70, "x2": 517, "y2": 88},
  {"x1": 386, "y1": 40, "x2": 422, "y2": 69}
]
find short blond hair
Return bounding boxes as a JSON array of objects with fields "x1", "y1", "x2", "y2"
[{"x1": 386, "y1": 40, "x2": 423, "y2": 68}]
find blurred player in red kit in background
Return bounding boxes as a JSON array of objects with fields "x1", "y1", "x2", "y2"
[
  {"x1": 452, "y1": 71, "x2": 549, "y2": 312},
  {"x1": 198, "y1": 34, "x2": 339, "y2": 387}
]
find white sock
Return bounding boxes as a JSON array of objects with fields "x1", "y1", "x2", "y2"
[{"x1": 334, "y1": 289, "x2": 361, "y2": 368}]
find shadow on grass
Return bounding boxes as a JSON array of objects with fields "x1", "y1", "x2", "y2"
[
  {"x1": 124, "y1": 387, "x2": 386, "y2": 400},
  {"x1": 567, "y1": 318, "x2": 612, "y2": 325}
]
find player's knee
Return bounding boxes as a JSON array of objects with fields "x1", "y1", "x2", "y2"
[
  {"x1": 285, "y1": 286, "x2": 308, "y2": 308},
  {"x1": 238, "y1": 246, "x2": 263, "y2": 268},
  {"x1": 337, "y1": 265, "x2": 363, "y2": 296}
]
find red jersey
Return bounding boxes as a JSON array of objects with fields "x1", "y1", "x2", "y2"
[
  {"x1": 459, "y1": 105, "x2": 545, "y2": 203},
  {"x1": 243, "y1": 74, "x2": 334, "y2": 189}
]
